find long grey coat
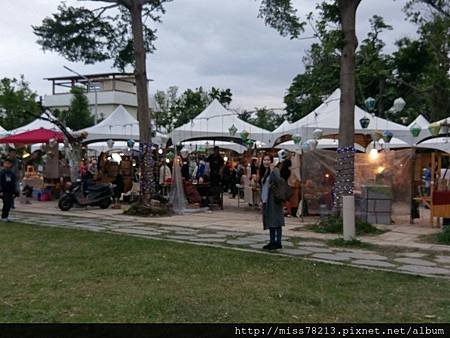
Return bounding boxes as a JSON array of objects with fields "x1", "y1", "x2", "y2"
[{"x1": 262, "y1": 168, "x2": 285, "y2": 229}]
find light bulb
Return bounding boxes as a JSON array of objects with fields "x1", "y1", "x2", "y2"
[
  {"x1": 369, "y1": 148, "x2": 379, "y2": 161},
  {"x1": 165, "y1": 158, "x2": 170, "y2": 163},
  {"x1": 224, "y1": 156, "x2": 228, "y2": 162},
  {"x1": 158, "y1": 149, "x2": 163, "y2": 154}
]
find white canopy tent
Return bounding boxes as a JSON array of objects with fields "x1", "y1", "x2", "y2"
[
  {"x1": 81, "y1": 105, "x2": 166, "y2": 145},
  {"x1": 409, "y1": 114, "x2": 430, "y2": 129},
  {"x1": 171, "y1": 99, "x2": 272, "y2": 145},
  {"x1": 273, "y1": 89, "x2": 419, "y2": 147},
  {"x1": 181, "y1": 140, "x2": 248, "y2": 154},
  {"x1": 278, "y1": 139, "x2": 366, "y2": 153},
  {"x1": 9, "y1": 111, "x2": 64, "y2": 135},
  {"x1": 273, "y1": 120, "x2": 291, "y2": 134}
]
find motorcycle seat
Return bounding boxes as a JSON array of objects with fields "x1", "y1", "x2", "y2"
[{"x1": 87, "y1": 185, "x2": 110, "y2": 191}]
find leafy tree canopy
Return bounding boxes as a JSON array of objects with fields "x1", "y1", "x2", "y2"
[
  {"x1": 33, "y1": 1, "x2": 170, "y2": 71},
  {"x1": 153, "y1": 87, "x2": 233, "y2": 132},
  {"x1": 239, "y1": 107, "x2": 284, "y2": 131},
  {"x1": 0, "y1": 76, "x2": 40, "y2": 131}
]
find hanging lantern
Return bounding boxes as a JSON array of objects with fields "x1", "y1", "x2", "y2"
[
  {"x1": 312, "y1": 128, "x2": 323, "y2": 140},
  {"x1": 240, "y1": 130, "x2": 249, "y2": 141},
  {"x1": 364, "y1": 97, "x2": 376, "y2": 111},
  {"x1": 359, "y1": 116, "x2": 370, "y2": 129},
  {"x1": 393, "y1": 97, "x2": 406, "y2": 113},
  {"x1": 382, "y1": 130, "x2": 393, "y2": 143},
  {"x1": 301, "y1": 142, "x2": 310, "y2": 153},
  {"x1": 372, "y1": 130, "x2": 382, "y2": 142},
  {"x1": 410, "y1": 123, "x2": 422, "y2": 138},
  {"x1": 127, "y1": 139, "x2": 135, "y2": 148},
  {"x1": 180, "y1": 148, "x2": 189, "y2": 159},
  {"x1": 246, "y1": 140, "x2": 254, "y2": 149},
  {"x1": 428, "y1": 123, "x2": 441, "y2": 137},
  {"x1": 228, "y1": 124, "x2": 238, "y2": 136},
  {"x1": 107, "y1": 139, "x2": 114, "y2": 149},
  {"x1": 307, "y1": 139, "x2": 318, "y2": 151},
  {"x1": 166, "y1": 151, "x2": 175, "y2": 160},
  {"x1": 292, "y1": 134, "x2": 302, "y2": 145}
]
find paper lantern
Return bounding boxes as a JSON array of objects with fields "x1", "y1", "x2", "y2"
[
  {"x1": 301, "y1": 142, "x2": 310, "y2": 153},
  {"x1": 428, "y1": 123, "x2": 441, "y2": 137},
  {"x1": 393, "y1": 97, "x2": 406, "y2": 113},
  {"x1": 107, "y1": 139, "x2": 114, "y2": 149},
  {"x1": 228, "y1": 124, "x2": 237, "y2": 136},
  {"x1": 307, "y1": 139, "x2": 318, "y2": 151},
  {"x1": 372, "y1": 130, "x2": 382, "y2": 142},
  {"x1": 382, "y1": 131, "x2": 393, "y2": 143},
  {"x1": 364, "y1": 97, "x2": 376, "y2": 111},
  {"x1": 240, "y1": 130, "x2": 249, "y2": 141},
  {"x1": 166, "y1": 151, "x2": 175, "y2": 160},
  {"x1": 410, "y1": 123, "x2": 422, "y2": 138},
  {"x1": 127, "y1": 139, "x2": 135, "y2": 148},
  {"x1": 180, "y1": 148, "x2": 190, "y2": 159},
  {"x1": 312, "y1": 128, "x2": 323, "y2": 140},
  {"x1": 359, "y1": 116, "x2": 370, "y2": 129},
  {"x1": 292, "y1": 134, "x2": 302, "y2": 145}
]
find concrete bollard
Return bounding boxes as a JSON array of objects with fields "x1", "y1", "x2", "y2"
[{"x1": 343, "y1": 195, "x2": 355, "y2": 241}]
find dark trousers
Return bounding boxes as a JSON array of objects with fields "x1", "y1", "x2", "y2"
[
  {"x1": 2, "y1": 194, "x2": 14, "y2": 219},
  {"x1": 269, "y1": 227, "x2": 282, "y2": 244}
]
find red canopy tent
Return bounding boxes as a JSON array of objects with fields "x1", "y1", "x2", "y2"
[{"x1": 0, "y1": 128, "x2": 65, "y2": 144}]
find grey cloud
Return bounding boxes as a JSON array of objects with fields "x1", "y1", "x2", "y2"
[{"x1": 0, "y1": 0, "x2": 418, "y2": 111}]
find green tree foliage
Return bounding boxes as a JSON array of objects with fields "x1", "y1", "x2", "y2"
[
  {"x1": 0, "y1": 76, "x2": 40, "y2": 130},
  {"x1": 240, "y1": 107, "x2": 284, "y2": 131},
  {"x1": 33, "y1": 1, "x2": 168, "y2": 71},
  {"x1": 283, "y1": 0, "x2": 450, "y2": 124},
  {"x1": 153, "y1": 87, "x2": 233, "y2": 131},
  {"x1": 65, "y1": 86, "x2": 95, "y2": 131}
]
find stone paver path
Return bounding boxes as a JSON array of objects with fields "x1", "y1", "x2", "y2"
[{"x1": 9, "y1": 211, "x2": 450, "y2": 280}]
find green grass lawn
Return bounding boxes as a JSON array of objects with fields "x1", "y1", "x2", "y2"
[{"x1": 1, "y1": 222, "x2": 450, "y2": 323}]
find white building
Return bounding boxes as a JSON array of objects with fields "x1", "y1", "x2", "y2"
[{"x1": 42, "y1": 72, "x2": 158, "y2": 122}]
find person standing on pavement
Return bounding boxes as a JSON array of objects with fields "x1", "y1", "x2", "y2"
[
  {"x1": 259, "y1": 154, "x2": 285, "y2": 250},
  {"x1": 0, "y1": 158, "x2": 20, "y2": 222},
  {"x1": 7, "y1": 149, "x2": 22, "y2": 209}
]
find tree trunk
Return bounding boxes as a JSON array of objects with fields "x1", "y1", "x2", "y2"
[
  {"x1": 334, "y1": 0, "x2": 360, "y2": 209},
  {"x1": 130, "y1": 0, "x2": 154, "y2": 208}
]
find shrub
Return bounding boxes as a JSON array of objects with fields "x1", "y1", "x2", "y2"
[{"x1": 311, "y1": 215, "x2": 383, "y2": 235}]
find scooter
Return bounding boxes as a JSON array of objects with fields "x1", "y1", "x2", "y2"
[{"x1": 58, "y1": 179, "x2": 114, "y2": 211}]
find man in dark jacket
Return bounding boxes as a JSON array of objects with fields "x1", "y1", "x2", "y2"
[{"x1": 0, "y1": 158, "x2": 19, "y2": 221}]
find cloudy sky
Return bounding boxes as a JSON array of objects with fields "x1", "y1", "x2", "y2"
[{"x1": 0, "y1": 0, "x2": 418, "y2": 111}]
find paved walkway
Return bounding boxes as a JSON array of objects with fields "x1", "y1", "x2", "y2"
[{"x1": 10, "y1": 204, "x2": 450, "y2": 280}]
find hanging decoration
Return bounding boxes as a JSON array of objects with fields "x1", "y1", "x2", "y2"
[
  {"x1": 246, "y1": 139, "x2": 254, "y2": 150},
  {"x1": 410, "y1": 123, "x2": 422, "y2": 138},
  {"x1": 166, "y1": 151, "x2": 175, "y2": 161},
  {"x1": 292, "y1": 134, "x2": 302, "y2": 145},
  {"x1": 393, "y1": 97, "x2": 406, "y2": 113},
  {"x1": 359, "y1": 116, "x2": 370, "y2": 129},
  {"x1": 333, "y1": 146, "x2": 356, "y2": 208},
  {"x1": 371, "y1": 130, "x2": 382, "y2": 142},
  {"x1": 180, "y1": 148, "x2": 189, "y2": 159},
  {"x1": 428, "y1": 123, "x2": 441, "y2": 137},
  {"x1": 301, "y1": 142, "x2": 310, "y2": 153},
  {"x1": 364, "y1": 97, "x2": 376, "y2": 111},
  {"x1": 307, "y1": 139, "x2": 318, "y2": 151},
  {"x1": 107, "y1": 139, "x2": 114, "y2": 149},
  {"x1": 240, "y1": 130, "x2": 249, "y2": 141},
  {"x1": 127, "y1": 139, "x2": 135, "y2": 148},
  {"x1": 382, "y1": 130, "x2": 393, "y2": 143},
  {"x1": 312, "y1": 128, "x2": 323, "y2": 140},
  {"x1": 228, "y1": 124, "x2": 237, "y2": 136}
]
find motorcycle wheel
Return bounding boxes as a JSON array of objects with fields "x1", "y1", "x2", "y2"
[
  {"x1": 99, "y1": 198, "x2": 112, "y2": 209},
  {"x1": 59, "y1": 196, "x2": 74, "y2": 211}
]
